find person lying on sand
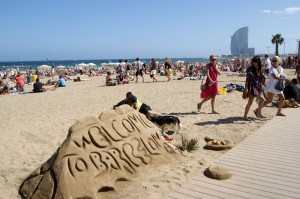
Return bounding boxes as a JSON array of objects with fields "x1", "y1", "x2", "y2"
[
  {"x1": 113, "y1": 92, "x2": 162, "y2": 119},
  {"x1": 73, "y1": 76, "x2": 91, "y2": 82},
  {"x1": 113, "y1": 92, "x2": 182, "y2": 134}
]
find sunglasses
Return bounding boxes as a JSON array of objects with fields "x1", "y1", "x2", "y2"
[
  {"x1": 272, "y1": 60, "x2": 278, "y2": 62},
  {"x1": 211, "y1": 59, "x2": 216, "y2": 61}
]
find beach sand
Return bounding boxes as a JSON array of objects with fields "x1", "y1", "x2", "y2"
[{"x1": 0, "y1": 70, "x2": 295, "y2": 199}]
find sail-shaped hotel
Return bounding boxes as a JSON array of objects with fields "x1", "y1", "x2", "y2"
[{"x1": 231, "y1": 27, "x2": 255, "y2": 56}]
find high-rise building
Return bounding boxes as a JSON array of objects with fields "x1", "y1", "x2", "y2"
[{"x1": 231, "y1": 27, "x2": 255, "y2": 56}]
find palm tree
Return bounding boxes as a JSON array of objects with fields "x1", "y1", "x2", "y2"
[{"x1": 271, "y1": 34, "x2": 284, "y2": 56}]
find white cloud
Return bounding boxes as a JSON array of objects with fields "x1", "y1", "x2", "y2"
[
  {"x1": 260, "y1": 9, "x2": 271, "y2": 13},
  {"x1": 260, "y1": 7, "x2": 300, "y2": 15},
  {"x1": 285, "y1": 7, "x2": 300, "y2": 14}
]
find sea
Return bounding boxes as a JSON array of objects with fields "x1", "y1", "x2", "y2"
[{"x1": 0, "y1": 58, "x2": 209, "y2": 70}]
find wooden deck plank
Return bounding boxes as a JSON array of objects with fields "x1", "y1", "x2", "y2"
[
  {"x1": 215, "y1": 162, "x2": 300, "y2": 185},
  {"x1": 192, "y1": 176, "x2": 300, "y2": 198},
  {"x1": 186, "y1": 179, "x2": 269, "y2": 199},
  {"x1": 190, "y1": 177, "x2": 300, "y2": 199},
  {"x1": 217, "y1": 157, "x2": 300, "y2": 173},
  {"x1": 218, "y1": 156, "x2": 300, "y2": 173},
  {"x1": 222, "y1": 151, "x2": 300, "y2": 166},
  {"x1": 218, "y1": 161, "x2": 300, "y2": 181},
  {"x1": 181, "y1": 182, "x2": 251, "y2": 199}
]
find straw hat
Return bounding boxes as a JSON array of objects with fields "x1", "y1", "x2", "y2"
[{"x1": 209, "y1": 55, "x2": 216, "y2": 61}]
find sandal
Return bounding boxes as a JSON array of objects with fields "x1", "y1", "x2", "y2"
[
  {"x1": 253, "y1": 109, "x2": 258, "y2": 117},
  {"x1": 197, "y1": 103, "x2": 201, "y2": 111},
  {"x1": 276, "y1": 113, "x2": 286, "y2": 117}
]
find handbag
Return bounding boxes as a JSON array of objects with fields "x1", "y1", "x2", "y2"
[
  {"x1": 275, "y1": 73, "x2": 287, "y2": 91},
  {"x1": 275, "y1": 80, "x2": 285, "y2": 91},
  {"x1": 200, "y1": 75, "x2": 206, "y2": 90},
  {"x1": 200, "y1": 83, "x2": 206, "y2": 90},
  {"x1": 242, "y1": 89, "x2": 248, "y2": 99},
  {"x1": 242, "y1": 79, "x2": 248, "y2": 99}
]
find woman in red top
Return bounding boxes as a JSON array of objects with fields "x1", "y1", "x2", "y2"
[
  {"x1": 197, "y1": 55, "x2": 221, "y2": 114},
  {"x1": 15, "y1": 72, "x2": 25, "y2": 92}
]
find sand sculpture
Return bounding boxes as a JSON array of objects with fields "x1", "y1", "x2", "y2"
[{"x1": 19, "y1": 105, "x2": 178, "y2": 199}]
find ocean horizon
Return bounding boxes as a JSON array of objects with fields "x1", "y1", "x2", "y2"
[{"x1": 0, "y1": 57, "x2": 211, "y2": 70}]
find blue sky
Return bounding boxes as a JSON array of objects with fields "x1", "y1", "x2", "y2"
[{"x1": 1, "y1": 0, "x2": 300, "y2": 61}]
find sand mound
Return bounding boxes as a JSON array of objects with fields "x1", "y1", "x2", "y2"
[
  {"x1": 204, "y1": 164, "x2": 232, "y2": 180},
  {"x1": 19, "y1": 105, "x2": 179, "y2": 199}
]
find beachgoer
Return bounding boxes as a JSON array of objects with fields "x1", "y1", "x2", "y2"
[
  {"x1": 261, "y1": 56, "x2": 291, "y2": 116},
  {"x1": 73, "y1": 76, "x2": 81, "y2": 82},
  {"x1": 33, "y1": 78, "x2": 46, "y2": 92},
  {"x1": 113, "y1": 92, "x2": 161, "y2": 119},
  {"x1": 197, "y1": 55, "x2": 221, "y2": 114},
  {"x1": 164, "y1": 57, "x2": 172, "y2": 81},
  {"x1": 15, "y1": 72, "x2": 25, "y2": 92},
  {"x1": 135, "y1": 58, "x2": 144, "y2": 82},
  {"x1": 55, "y1": 75, "x2": 66, "y2": 87},
  {"x1": 51, "y1": 66, "x2": 55, "y2": 78},
  {"x1": 0, "y1": 75, "x2": 10, "y2": 94},
  {"x1": 283, "y1": 78, "x2": 300, "y2": 102},
  {"x1": 263, "y1": 54, "x2": 271, "y2": 75},
  {"x1": 243, "y1": 56, "x2": 266, "y2": 120},
  {"x1": 150, "y1": 58, "x2": 158, "y2": 82},
  {"x1": 117, "y1": 72, "x2": 129, "y2": 84},
  {"x1": 295, "y1": 61, "x2": 300, "y2": 77},
  {"x1": 125, "y1": 60, "x2": 131, "y2": 75},
  {"x1": 106, "y1": 71, "x2": 116, "y2": 86}
]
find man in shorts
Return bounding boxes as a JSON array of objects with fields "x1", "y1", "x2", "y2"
[
  {"x1": 264, "y1": 54, "x2": 271, "y2": 75},
  {"x1": 135, "y1": 58, "x2": 144, "y2": 83}
]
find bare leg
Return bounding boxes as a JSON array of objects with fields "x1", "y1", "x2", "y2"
[
  {"x1": 276, "y1": 93, "x2": 286, "y2": 116},
  {"x1": 198, "y1": 96, "x2": 212, "y2": 111},
  {"x1": 262, "y1": 92, "x2": 274, "y2": 108},
  {"x1": 146, "y1": 110, "x2": 162, "y2": 119},
  {"x1": 244, "y1": 94, "x2": 254, "y2": 120},
  {"x1": 211, "y1": 93, "x2": 218, "y2": 114},
  {"x1": 256, "y1": 95, "x2": 266, "y2": 117}
]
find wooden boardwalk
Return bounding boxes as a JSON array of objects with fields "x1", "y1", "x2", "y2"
[{"x1": 166, "y1": 108, "x2": 300, "y2": 199}]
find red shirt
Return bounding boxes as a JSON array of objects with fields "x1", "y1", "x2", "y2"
[{"x1": 15, "y1": 75, "x2": 25, "y2": 87}]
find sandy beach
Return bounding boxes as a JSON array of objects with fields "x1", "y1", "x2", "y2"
[{"x1": 0, "y1": 69, "x2": 296, "y2": 199}]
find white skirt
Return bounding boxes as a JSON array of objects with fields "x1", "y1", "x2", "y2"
[{"x1": 150, "y1": 70, "x2": 156, "y2": 75}]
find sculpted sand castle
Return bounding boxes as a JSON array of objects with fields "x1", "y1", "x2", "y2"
[{"x1": 19, "y1": 105, "x2": 179, "y2": 199}]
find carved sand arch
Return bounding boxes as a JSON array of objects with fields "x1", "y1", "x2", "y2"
[{"x1": 19, "y1": 105, "x2": 179, "y2": 199}]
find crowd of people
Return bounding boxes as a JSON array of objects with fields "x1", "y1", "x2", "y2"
[
  {"x1": 195, "y1": 54, "x2": 300, "y2": 120},
  {"x1": 1, "y1": 55, "x2": 300, "y2": 123}
]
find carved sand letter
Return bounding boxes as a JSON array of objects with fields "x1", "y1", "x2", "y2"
[
  {"x1": 88, "y1": 126, "x2": 109, "y2": 148},
  {"x1": 112, "y1": 119, "x2": 131, "y2": 138}
]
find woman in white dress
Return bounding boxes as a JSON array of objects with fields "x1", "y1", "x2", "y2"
[{"x1": 262, "y1": 56, "x2": 291, "y2": 116}]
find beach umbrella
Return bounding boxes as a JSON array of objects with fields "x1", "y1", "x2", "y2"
[
  {"x1": 37, "y1": 65, "x2": 51, "y2": 70},
  {"x1": 6, "y1": 68, "x2": 18, "y2": 72},
  {"x1": 88, "y1": 63, "x2": 96, "y2": 67},
  {"x1": 56, "y1": 65, "x2": 66, "y2": 69},
  {"x1": 57, "y1": 69, "x2": 68, "y2": 76}
]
